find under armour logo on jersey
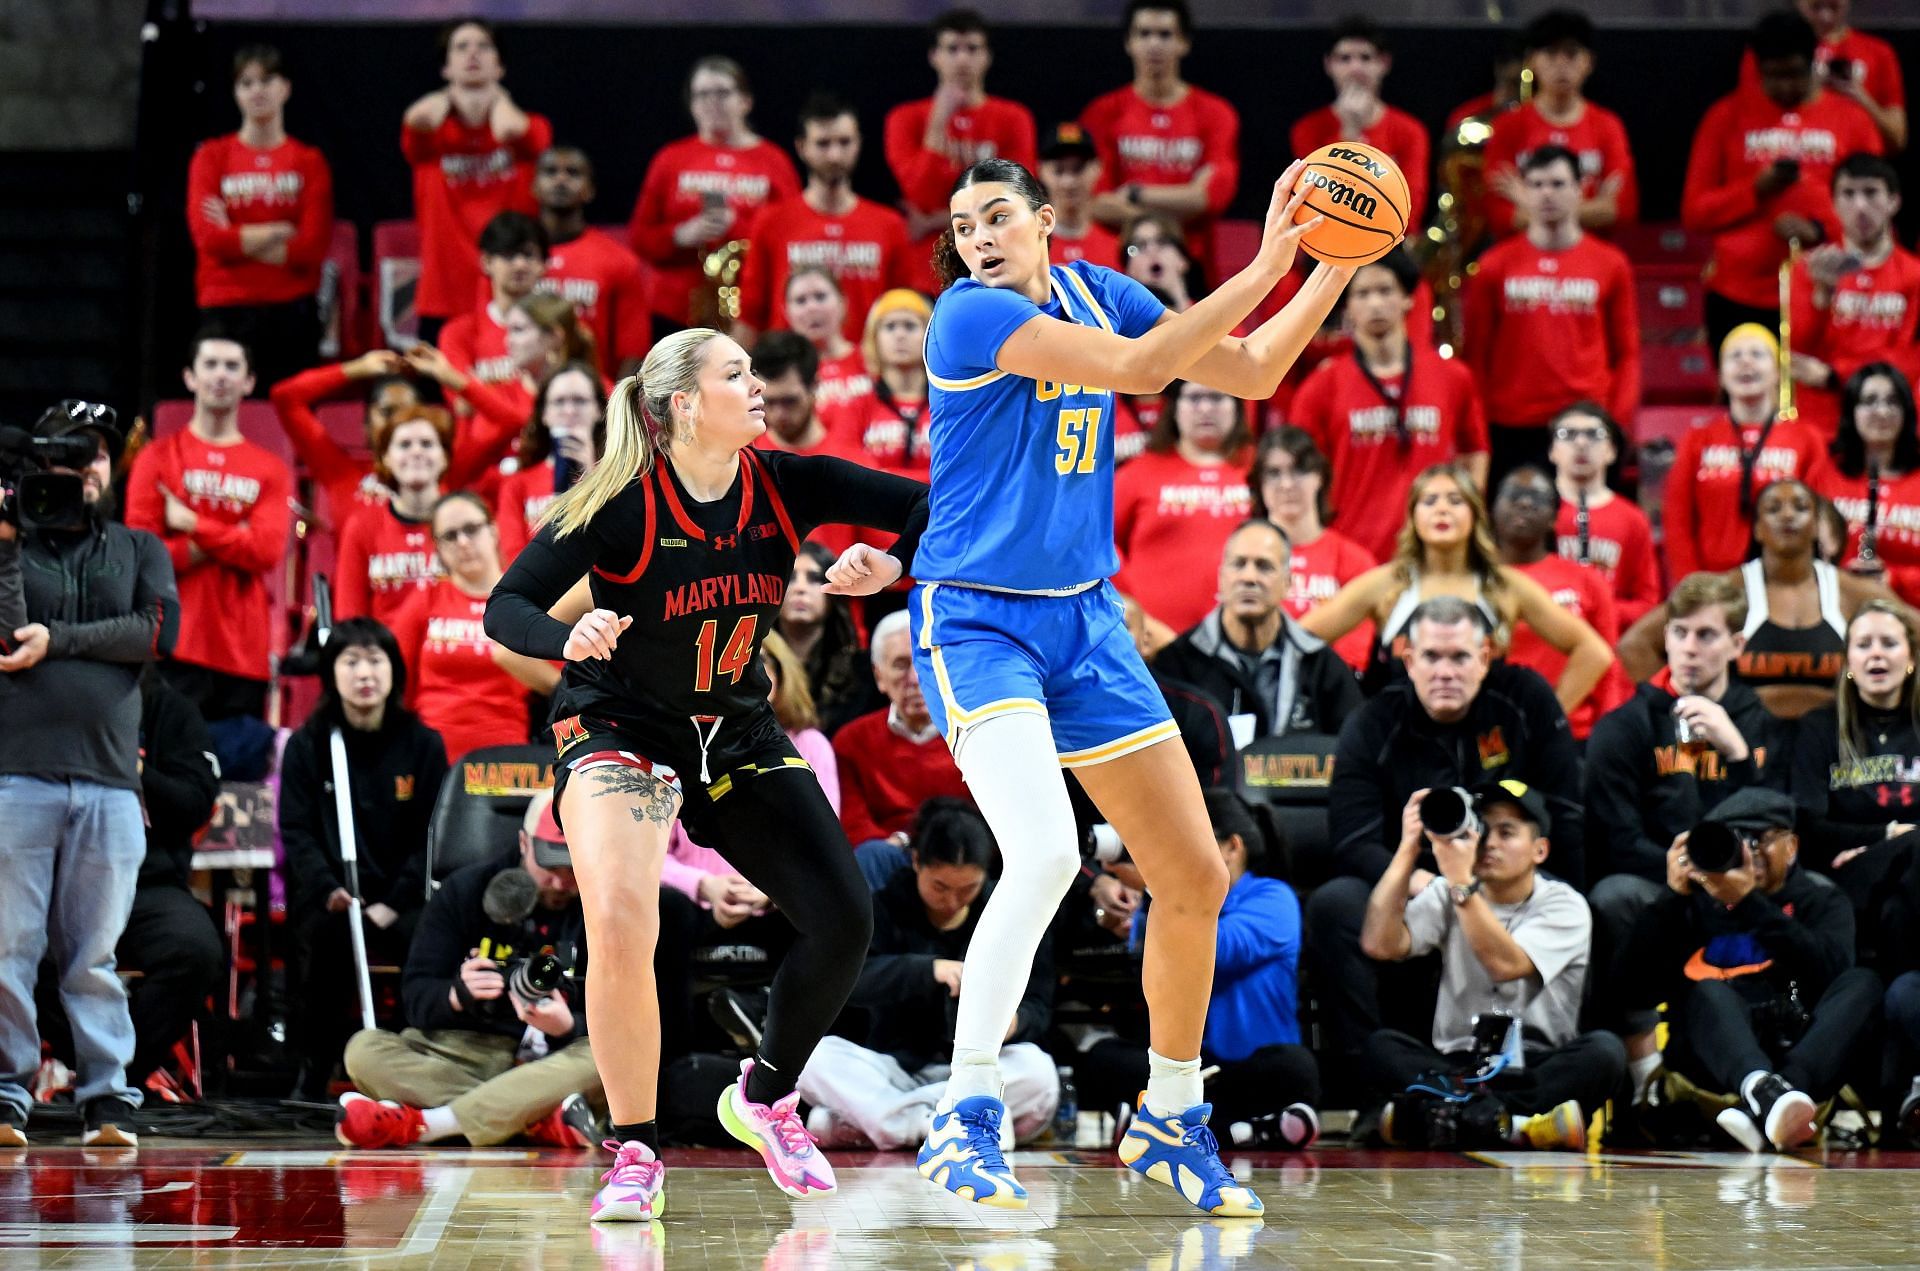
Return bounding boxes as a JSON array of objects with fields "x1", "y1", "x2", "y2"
[{"x1": 713, "y1": 532, "x2": 740, "y2": 551}]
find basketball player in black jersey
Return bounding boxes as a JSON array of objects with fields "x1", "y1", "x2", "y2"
[{"x1": 486, "y1": 327, "x2": 927, "y2": 1222}]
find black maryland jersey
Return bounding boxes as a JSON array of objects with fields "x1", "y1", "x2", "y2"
[{"x1": 487, "y1": 446, "x2": 927, "y2": 727}]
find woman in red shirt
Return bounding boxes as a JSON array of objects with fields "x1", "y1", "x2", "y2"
[
  {"x1": 837, "y1": 289, "x2": 932, "y2": 478},
  {"x1": 1810, "y1": 363, "x2": 1920, "y2": 605},
  {"x1": 391, "y1": 492, "x2": 559, "y2": 759},
  {"x1": 1248, "y1": 427, "x2": 1378, "y2": 672},
  {"x1": 496, "y1": 362, "x2": 605, "y2": 561},
  {"x1": 1113, "y1": 380, "x2": 1255, "y2": 634},
  {"x1": 186, "y1": 45, "x2": 333, "y2": 387},
  {"x1": 786, "y1": 268, "x2": 871, "y2": 416},
  {"x1": 335, "y1": 407, "x2": 452, "y2": 626},
  {"x1": 270, "y1": 351, "x2": 424, "y2": 516}
]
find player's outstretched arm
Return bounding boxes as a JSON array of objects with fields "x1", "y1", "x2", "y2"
[{"x1": 1180, "y1": 261, "x2": 1356, "y2": 401}]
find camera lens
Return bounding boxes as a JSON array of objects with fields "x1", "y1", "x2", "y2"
[
  {"x1": 1420, "y1": 787, "x2": 1477, "y2": 839},
  {"x1": 1686, "y1": 821, "x2": 1745, "y2": 874}
]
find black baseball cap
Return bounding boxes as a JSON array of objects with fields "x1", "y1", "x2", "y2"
[
  {"x1": 1472, "y1": 779, "x2": 1551, "y2": 836},
  {"x1": 35, "y1": 399, "x2": 124, "y2": 467},
  {"x1": 1039, "y1": 122, "x2": 1098, "y2": 162}
]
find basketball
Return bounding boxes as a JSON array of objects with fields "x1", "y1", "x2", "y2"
[{"x1": 1291, "y1": 142, "x2": 1412, "y2": 266}]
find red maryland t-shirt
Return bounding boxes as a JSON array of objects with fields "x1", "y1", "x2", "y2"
[
  {"x1": 124, "y1": 429, "x2": 293, "y2": 682},
  {"x1": 1055, "y1": 222, "x2": 1123, "y2": 271},
  {"x1": 390, "y1": 579, "x2": 531, "y2": 758},
  {"x1": 334, "y1": 501, "x2": 441, "y2": 629},
  {"x1": 886, "y1": 94, "x2": 1037, "y2": 293},
  {"x1": 736, "y1": 196, "x2": 915, "y2": 339},
  {"x1": 1082, "y1": 84, "x2": 1240, "y2": 272},
  {"x1": 494, "y1": 458, "x2": 561, "y2": 563},
  {"x1": 1811, "y1": 459, "x2": 1920, "y2": 607},
  {"x1": 829, "y1": 390, "x2": 932, "y2": 482},
  {"x1": 1288, "y1": 104, "x2": 1431, "y2": 232},
  {"x1": 1788, "y1": 244, "x2": 1920, "y2": 436},
  {"x1": 402, "y1": 111, "x2": 552, "y2": 319},
  {"x1": 1288, "y1": 346, "x2": 1488, "y2": 562},
  {"x1": 1481, "y1": 100, "x2": 1639, "y2": 239},
  {"x1": 439, "y1": 302, "x2": 517, "y2": 388},
  {"x1": 1682, "y1": 87, "x2": 1881, "y2": 309},
  {"x1": 815, "y1": 349, "x2": 875, "y2": 417},
  {"x1": 1113, "y1": 449, "x2": 1254, "y2": 632},
  {"x1": 1553, "y1": 493, "x2": 1663, "y2": 629},
  {"x1": 1740, "y1": 30, "x2": 1906, "y2": 112},
  {"x1": 1665, "y1": 414, "x2": 1824, "y2": 576},
  {"x1": 539, "y1": 228, "x2": 653, "y2": 373},
  {"x1": 186, "y1": 134, "x2": 334, "y2": 308},
  {"x1": 1285, "y1": 529, "x2": 1377, "y2": 672},
  {"x1": 1507, "y1": 554, "x2": 1627, "y2": 741},
  {"x1": 1462, "y1": 232, "x2": 1640, "y2": 427},
  {"x1": 627, "y1": 135, "x2": 801, "y2": 324}
]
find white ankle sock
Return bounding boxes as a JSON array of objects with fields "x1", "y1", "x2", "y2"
[
  {"x1": 1145, "y1": 1050, "x2": 1203, "y2": 1117},
  {"x1": 419, "y1": 1105, "x2": 461, "y2": 1142},
  {"x1": 940, "y1": 1050, "x2": 1003, "y2": 1110}
]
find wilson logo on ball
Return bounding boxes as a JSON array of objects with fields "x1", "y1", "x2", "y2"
[
  {"x1": 1299, "y1": 170, "x2": 1380, "y2": 221},
  {"x1": 1326, "y1": 146, "x2": 1391, "y2": 179}
]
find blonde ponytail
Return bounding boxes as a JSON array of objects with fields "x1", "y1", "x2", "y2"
[{"x1": 540, "y1": 327, "x2": 724, "y2": 538}]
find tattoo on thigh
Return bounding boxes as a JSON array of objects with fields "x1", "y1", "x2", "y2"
[{"x1": 583, "y1": 766, "x2": 680, "y2": 826}]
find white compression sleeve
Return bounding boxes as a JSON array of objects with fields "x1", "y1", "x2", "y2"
[{"x1": 947, "y1": 710, "x2": 1084, "y2": 1062}]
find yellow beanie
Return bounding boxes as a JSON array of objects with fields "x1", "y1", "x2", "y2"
[{"x1": 1720, "y1": 321, "x2": 1780, "y2": 361}]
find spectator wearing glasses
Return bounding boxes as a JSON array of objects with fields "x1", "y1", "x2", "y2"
[
  {"x1": 1809, "y1": 365, "x2": 1920, "y2": 603},
  {"x1": 1546, "y1": 403, "x2": 1660, "y2": 628},
  {"x1": 1248, "y1": 426, "x2": 1377, "y2": 673}
]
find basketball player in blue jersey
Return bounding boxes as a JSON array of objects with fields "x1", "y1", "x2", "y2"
[{"x1": 826, "y1": 157, "x2": 1359, "y2": 1216}]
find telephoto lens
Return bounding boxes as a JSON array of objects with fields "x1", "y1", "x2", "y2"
[
  {"x1": 1685, "y1": 821, "x2": 1746, "y2": 874},
  {"x1": 1420, "y1": 786, "x2": 1480, "y2": 840},
  {"x1": 506, "y1": 952, "x2": 565, "y2": 1007}
]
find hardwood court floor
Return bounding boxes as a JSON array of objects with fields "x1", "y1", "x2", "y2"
[{"x1": 4, "y1": 1142, "x2": 1920, "y2": 1269}]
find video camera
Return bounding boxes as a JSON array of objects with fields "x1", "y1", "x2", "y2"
[{"x1": 0, "y1": 401, "x2": 121, "y2": 534}]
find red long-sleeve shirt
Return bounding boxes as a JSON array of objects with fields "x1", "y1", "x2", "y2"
[
  {"x1": 1790, "y1": 244, "x2": 1920, "y2": 390},
  {"x1": 389, "y1": 579, "x2": 530, "y2": 758},
  {"x1": 1284, "y1": 529, "x2": 1377, "y2": 672},
  {"x1": 1082, "y1": 84, "x2": 1239, "y2": 272},
  {"x1": 334, "y1": 501, "x2": 441, "y2": 628},
  {"x1": 1288, "y1": 104, "x2": 1430, "y2": 232},
  {"x1": 1287, "y1": 345, "x2": 1489, "y2": 562},
  {"x1": 125, "y1": 429, "x2": 293, "y2": 682},
  {"x1": 886, "y1": 94, "x2": 1036, "y2": 292},
  {"x1": 1681, "y1": 87, "x2": 1881, "y2": 310},
  {"x1": 627, "y1": 135, "x2": 801, "y2": 325},
  {"x1": 1553, "y1": 493, "x2": 1663, "y2": 629},
  {"x1": 734, "y1": 196, "x2": 915, "y2": 340},
  {"x1": 402, "y1": 110, "x2": 552, "y2": 320},
  {"x1": 1507, "y1": 554, "x2": 1626, "y2": 741},
  {"x1": 269, "y1": 364, "x2": 388, "y2": 517},
  {"x1": 815, "y1": 349, "x2": 874, "y2": 416},
  {"x1": 832, "y1": 707, "x2": 971, "y2": 845},
  {"x1": 439, "y1": 303, "x2": 517, "y2": 389},
  {"x1": 1810, "y1": 459, "x2": 1920, "y2": 607},
  {"x1": 186, "y1": 134, "x2": 334, "y2": 308},
  {"x1": 494, "y1": 458, "x2": 560, "y2": 561},
  {"x1": 828, "y1": 390, "x2": 932, "y2": 481},
  {"x1": 539, "y1": 228, "x2": 652, "y2": 373},
  {"x1": 1739, "y1": 30, "x2": 1906, "y2": 112},
  {"x1": 1112, "y1": 449, "x2": 1255, "y2": 633},
  {"x1": 1481, "y1": 100, "x2": 1639, "y2": 240},
  {"x1": 1665, "y1": 414, "x2": 1824, "y2": 577},
  {"x1": 1462, "y1": 232, "x2": 1640, "y2": 428}
]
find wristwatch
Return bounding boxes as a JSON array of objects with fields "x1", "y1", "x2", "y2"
[{"x1": 1449, "y1": 879, "x2": 1483, "y2": 907}]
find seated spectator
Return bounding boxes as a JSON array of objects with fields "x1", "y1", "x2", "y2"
[
  {"x1": 1288, "y1": 247, "x2": 1489, "y2": 562},
  {"x1": 400, "y1": 18, "x2": 550, "y2": 344},
  {"x1": 1621, "y1": 788, "x2": 1879, "y2": 1153},
  {"x1": 1037, "y1": 123, "x2": 1119, "y2": 270},
  {"x1": 884, "y1": 7, "x2": 1036, "y2": 292},
  {"x1": 495, "y1": 362, "x2": 604, "y2": 561},
  {"x1": 1810, "y1": 366, "x2": 1920, "y2": 605},
  {"x1": 333, "y1": 405, "x2": 453, "y2": 627},
  {"x1": 390, "y1": 493, "x2": 559, "y2": 757},
  {"x1": 337, "y1": 789, "x2": 599, "y2": 1148},
  {"x1": 1547, "y1": 403, "x2": 1661, "y2": 628},
  {"x1": 1361, "y1": 781, "x2": 1623, "y2": 1150},
  {"x1": 1492, "y1": 467, "x2": 1625, "y2": 741},
  {"x1": 186, "y1": 44, "x2": 332, "y2": 388},
  {"x1": 1738, "y1": 0, "x2": 1906, "y2": 153},
  {"x1": 750, "y1": 331, "x2": 862, "y2": 464},
  {"x1": 1249, "y1": 427, "x2": 1376, "y2": 672},
  {"x1": 1121, "y1": 209, "x2": 1195, "y2": 313},
  {"x1": 797, "y1": 799, "x2": 1058, "y2": 1149},
  {"x1": 434, "y1": 210, "x2": 548, "y2": 394},
  {"x1": 1462, "y1": 145, "x2": 1639, "y2": 484},
  {"x1": 1118, "y1": 593, "x2": 1232, "y2": 787},
  {"x1": 834, "y1": 611, "x2": 971, "y2": 889},
  {"x1": 1077, "y1": 790, "x2": 1320, "y2": 1149},
  {"x1": 1306, "y1": 597, "x2": 1585, "y2": 1072},
  {"x1": 1153, "y1": 519, "x2": 1362, "y2": 742},
  {"x1": 1082, "y1": 1, "x2": 1239, "y2": 278},
  {"x1": 1113, "y1": 381, "x2": 1254, "y2": 634},
  {"x1": 126, "y1": 332, "x2": 293, "y2": 722},
  {"x1": 1683, "y1": 9, "x2": 1881, "y2": 352},
  {"x1": 784, "y1": 268, "x2": 872, "y2": 414},
  {"x1": 1481, "y1": 10, "x2": 1637, "y2": 239},
  {"x1": 1788, "y1": 156, "x2": 1920, "y2": 437},
  {"x1": 779, "y1": 542, "x2": 881, "y2": 735},
  {"x1": 532, "y1": 145, "x2": 651, "y2": 378},
  {"x1": 279, "y1": 617, "x2": 448, "y2": 1099},
  {"x1": 836, "y1": 290, "x2": 933, "y2": 479},
  {"x1": 271, "y1": 352, "x2": 426, "y2": 516},
  {"x1": 626, "y1": 55, "x2": 800, "y2": 330},
  {"x1": 1288, "y1": 17, "x2": 1429, "y2": 230},
  {"x1": 733, "y1": 93, "x2": 914, "y2": 346}
]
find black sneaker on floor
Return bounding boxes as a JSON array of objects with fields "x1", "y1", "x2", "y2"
[
  {"x1": 1718, "y1": 1072, "x2": 1816, "y2": 1152},
  {"x1": 81, "y1": 1097, "x2": 140, "y2": 1148},
  {"x1": 706, "y1": 986, "x2": 768, "y2": 1053},
  {"x1": 0, "y1": 1108, "x2": 26, "y2": 1149},
  {"x1": 1228, "y1": 1104, "x2": 1320, "y2": 1150}
]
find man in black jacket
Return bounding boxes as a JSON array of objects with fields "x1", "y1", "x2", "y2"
[
  {"x1": 0, "y1": 403, "x2": 179, "y2": 1149},
  {"x1": 1155, "y1": 520, "x2": 1363, "y2": 743},
  {"x1": 1624, "y1": 788, "x2": 1880, "y2": 1153},
  {"x1": 336, "y1": 790, "x2": 600, "y2": 1148},
  {"x1": 1305, "y1": 596, "x2": 1583, "y2": 1069}
]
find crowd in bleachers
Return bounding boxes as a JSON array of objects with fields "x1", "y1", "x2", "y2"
[{"x1": 5, "y1": 0, "x2": 1920, "y2": 1156}]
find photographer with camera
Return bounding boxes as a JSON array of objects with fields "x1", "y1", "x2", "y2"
[
  {"x1": 1359, "y1": 781, "x2": 1622, "y2": 1151},
  {"x1": 1621, "y1": 788, "x2": 1880, "y2": 1152},
  {"x1": 336, "y1": 789, "x2": 599, "y2": 1148},
  {"x1": 0, "y1": 401, "x2": 179, "y2": 1148}
]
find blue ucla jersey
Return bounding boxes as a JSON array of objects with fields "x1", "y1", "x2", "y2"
[{"x1": 913, "y1": 260, "x2": 1166, "y2": 591}]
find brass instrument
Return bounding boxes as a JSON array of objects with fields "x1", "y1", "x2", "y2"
[
  {"x1": 690, "y1": 237, "x2": 750, "y2": 329},
  {"x1": 1778, "y1": 238, "x2": 1800, "y2": 421},
  {"x1": 1419, "y1": 71, "x2": 1529, "y2": 353}
]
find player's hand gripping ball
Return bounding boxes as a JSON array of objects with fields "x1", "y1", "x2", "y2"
[{"x1": 1291, "y1": 142, "x2": 1411, "y2": 266}]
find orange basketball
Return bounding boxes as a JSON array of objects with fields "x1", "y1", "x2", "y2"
[{"x1": 1291, "y1": 142, "x2": 1411, "y2": 266}]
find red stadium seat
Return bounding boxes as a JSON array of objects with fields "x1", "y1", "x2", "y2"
[
  {"x1": 1640, "y1": 343, "x2": 1717, "y2": 405},
  {"x1": 1635, "y1": 268, "x2": 1706, "y2": 345},
  {"x1": 373, "y1": 219, "x2": 422, "y2": 347},
  {"x1": 319, "y1": 220, "x2": 365, "y2": 359},
  {"x1": 1613, "y1": 221, "x2": 1712, "y2": 269},
  {"x1": 150, "y1": 399, "x2": 299, "y2": 471},
  {"x1": 1212, "y1": 219, "x2": 1261, "y2": 281}
]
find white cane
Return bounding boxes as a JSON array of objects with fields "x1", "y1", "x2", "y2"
[{"x1": 314, "y1": 575, "x2": 377, "y2": 1032}]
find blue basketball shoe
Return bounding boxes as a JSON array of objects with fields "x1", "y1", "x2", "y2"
[
  {"x1": 917, "y1": 1096, "x2": 1028, "y2": 1209},
  {"x1": 1119, "y1": 1101, "x2": 1264, "y2": 1217}
]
